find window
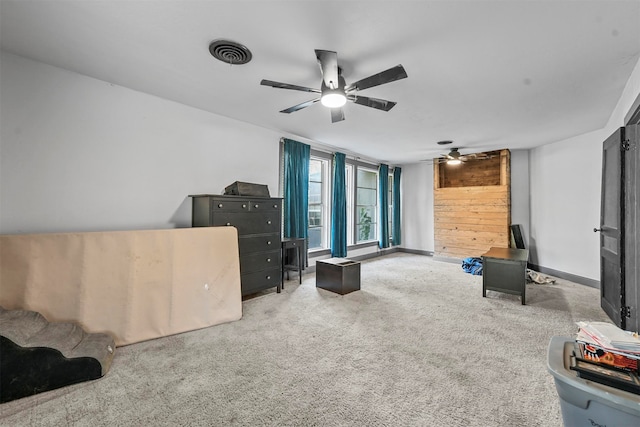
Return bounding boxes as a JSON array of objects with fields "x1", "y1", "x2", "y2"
[
  {"x1": 308, "y1": 156, "x2": 329, "y2": 250},
  {"x1": 346, "y1": 163, "x2": 354, "y2": 246},
  {"x1": 281, "y1": 145, "x2": 395, "y2": 252},
  {"x1": 356, "y1": 167, "x2": 378, "y2": 242}
]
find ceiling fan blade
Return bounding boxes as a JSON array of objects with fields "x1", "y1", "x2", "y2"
[
  {"x1": 350, "y1": 95, "x2": 397, "y2": 112},
  {"x1": 280, "y1": 98, "x2": 321, "y2": 114},
  {"x1": 345, "y1": 65, "x2": 408, "y2": 92},
  {"x1": 315, "y1": 50, "x2": 339, "y2": 89},
  {"x1": 331, "y1": 108, "x2": 345, "y2": 123},
  {"x1": 422, "y1": 158, "x2": 447, "y2": 164},
  {"x1": 261, "y1": 79, "x2": 321, "y2": 93}
]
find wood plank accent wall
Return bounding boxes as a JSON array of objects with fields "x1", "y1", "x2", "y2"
[
  {"x1": 438, "y1": 156, "x2": 501, "y2": 188},
  {"x1": 434, "y1": 150, "x2": 511, "y2": 259}
]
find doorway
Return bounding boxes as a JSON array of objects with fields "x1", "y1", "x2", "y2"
[{"x1": 599, "y1": 97, "x2": 639, "y2": 331}]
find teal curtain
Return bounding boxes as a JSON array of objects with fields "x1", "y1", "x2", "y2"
[
  {"x1": 392, "y1": 167, "x2": 402, "y2": 245},
  {"x1": 378, "y1": 163, "x2": 390, "y2": 248},
  {"x1": 330, "y1": 152, "x2": 347, "y2": 257},
  {"x1": 283, "y1": 138, "x2": 310, "y2": 239}
]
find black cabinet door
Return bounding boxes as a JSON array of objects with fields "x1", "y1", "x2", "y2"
[{"x1": 599, "y1": 127, "x2": 625, "y2": 328}]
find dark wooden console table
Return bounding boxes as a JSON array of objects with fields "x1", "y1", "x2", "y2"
[{"x1": 481, "y1": 247, "x2": 529, "y2": 304}]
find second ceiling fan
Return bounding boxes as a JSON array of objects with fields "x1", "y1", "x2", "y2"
[
  {"x1": 431, "y1": 148, "x2": 496, "y2": 165},
  {"x1": 260, "y1": 49, "x2": 408, "y2": 123}
]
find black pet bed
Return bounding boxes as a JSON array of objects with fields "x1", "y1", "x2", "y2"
[{"x1": 0, "y1": 306, "x2": 115, "y2": 403}]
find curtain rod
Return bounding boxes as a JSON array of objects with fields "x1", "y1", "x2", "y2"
[{"x1": 279, "y1": 137, "x2": 394, "y2": 167}]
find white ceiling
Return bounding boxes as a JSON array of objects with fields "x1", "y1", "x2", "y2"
[{"x1": 1, "y1": 0, "x2": 639, "y2": 164}]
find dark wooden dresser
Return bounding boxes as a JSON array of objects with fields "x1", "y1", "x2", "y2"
[{"x1": 190, "y1": 194, "x2": 282, "y2": 296}]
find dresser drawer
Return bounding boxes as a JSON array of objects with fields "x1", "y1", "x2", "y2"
[
  {"x1": 212, "y1": 212, "x2": 280, "y2": 235},
  {"x1": 241, "y1": 267, "x2": 281, "y2": 295},
  {"x1": 211, "y1": 200, "x2": 250, "y2": 212},
  {"x1": 240, "y1": 249, "x2": 281, "y2": 274},
  {"x1": 248, "y1": 200, "x2": 281, "y2": 212},
  {"x1": 239, "y1": 234, "x2": 279, "y2": 256}
]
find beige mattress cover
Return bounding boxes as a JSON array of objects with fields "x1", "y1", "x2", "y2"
[{"x1": 0, "y1": 227, "x2": 242, "y2": 346}]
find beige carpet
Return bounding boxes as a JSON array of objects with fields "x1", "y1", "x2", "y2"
[{"x1": 0, "y1": 253, "x2": 610, "y2": 426}]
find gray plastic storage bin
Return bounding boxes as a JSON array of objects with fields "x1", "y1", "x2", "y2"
[{"x1": 547, "y1": 336, "x2": 640, "y2": 426}]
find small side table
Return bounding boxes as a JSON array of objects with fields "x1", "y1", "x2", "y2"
[
  {"x1": 282, "y1": 238, "x2": 304, "y2": 288},
  {"x1": 481, "y1": 247, "x2": 529, "y2": 304}
]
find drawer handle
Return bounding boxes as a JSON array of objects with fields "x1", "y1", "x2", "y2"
[
  {"x1": 267, "y1": 241, "x2": 272, "y2": 245},
  {"x1": 218, "y1": 203, "x2": 223, "y2": 208},
  {"x1": 266, "y1": 275, "x2": 271, "y2": 280},
  {"x1": 292, "y1": 242, "x2": 297, "y2": 246},
  {"x1": 226, "y1": 222, "x2": 231, "y2": 226},
  {"x1": 254, "y1": 204, "x2": 259, "y2": 208},
  {"x1": 267, "y1": 220, "x2": 272, "y2": 225},
  {"x1": 273, "y1": 204, "x2": 278, "y2": 208},
  {"x1": 266, "y1": 258, "x2": 271, "y2": 263},
  {"x1": 242, "y1": 204, "x2": 247, "y2": 208}
]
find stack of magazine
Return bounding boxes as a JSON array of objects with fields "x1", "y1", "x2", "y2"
[{"x1": 571, "y1": 321, "x2": 640, "y2": 394}]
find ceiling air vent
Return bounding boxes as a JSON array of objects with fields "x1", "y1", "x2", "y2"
[{"x1": 209, "y1": 39, "x2": 252, "y2": 65}]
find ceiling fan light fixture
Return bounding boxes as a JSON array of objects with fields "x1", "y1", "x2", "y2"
[
  {"x1": 260, "y1": 49, "x2": 408, "y2": 122},
  {"x1": 447, "y1": 159, "x2": 462, "y2": 165},
  {"x1": 321, "y1": 91, "x2": 347, "y2": 108}
]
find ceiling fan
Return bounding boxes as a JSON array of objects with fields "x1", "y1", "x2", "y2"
[
  {"x1": 260, "y1": 49, "x2": 408, "y2": 123},
  {"x1": 426, "y1": 148, "x2": 495, "y2": 165}
]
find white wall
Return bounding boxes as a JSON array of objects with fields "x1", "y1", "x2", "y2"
[
  {"x1": 529, "y1": 56, "x2": 640, "y2": 281},
  {"x1": 0, "y1": 52, "x2": 385, "y2": 262},
  {"x1": 399, "y1": 162, "x2": 434, "y2": 252},
  {"x1": 528, "y1": 131, "x2": 604, "y2": 278},
  {"x1": 0, "y1": 52, "x2": 282, "y2": 234}
]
